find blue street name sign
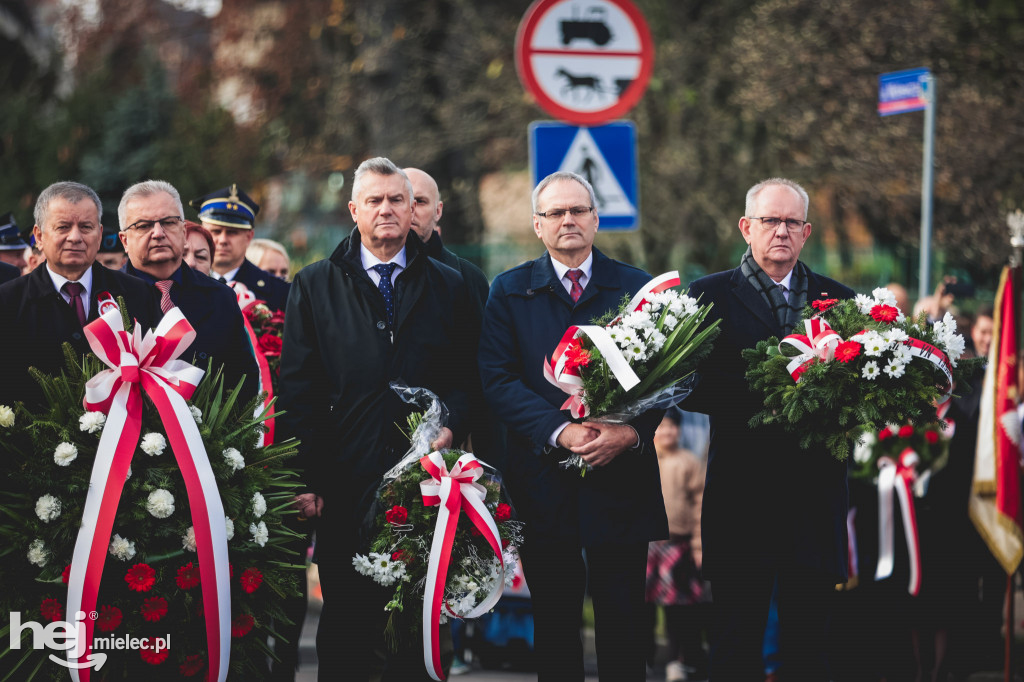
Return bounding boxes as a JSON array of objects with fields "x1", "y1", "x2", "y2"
[{"x1": 878, "y1": 67, "x2": 931, "y2": 116}]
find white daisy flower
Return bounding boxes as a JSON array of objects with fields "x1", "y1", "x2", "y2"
[
  {"x1": 352, "y1": 553, "x2": 374, "y2": 576},
  {"x1": 854, "y1": 293, "x2": 875, "y2": 314},
  {"x1": 249, "y1": 521, "x2": 269, "y2": 547},
  {"x1": 251, "y1": 491, "x2": 267, "y2": 518},
  {"x1": 79, "y1": 411, "x2": 106, "y2": 434},
  {"x1": 0, "y1": 405, "x2": 14, "y2": 428},
  {"x1": 182, "y1": 526, "x2": 197, "y2": 552},
  {"x1": 140, "y1": 432, "x2": 167, "y2": 456},
  {"x1": 883, "y1": 329, "x2": 909, "y2": 345},
  {"x1": 35, "y1": 494, "x2": 62, "y2": 523},
  {"x1": 861, "y1": 361, "x2": 880, "y2": 380},
  {"x1": 891, "y1": 345, "x2": 913, "y2": 365},
  {"x1": 883, "y1": 360, "x2": 907, "y2": 379},
  {"x1": 109, "y1": 534, "x2": 136, "y2": 561},
  {"x1": 53, "y1": 442, "x2": 78, "y2": 466},
  {"x1": 223, "y1": 447, "x2": 245, "y2": 472},
  {"x1": 859, "y1": 332, "x2": 888, "y2": 357},
  {"x1": 27, "y1": 539, "x2": 48, "y2": 567},
  {"x1": 146, "y1": 489, "x2": 175, "y2": 519}
]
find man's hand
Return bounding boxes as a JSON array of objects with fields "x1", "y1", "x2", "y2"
[
  {"x1": 430, "y1": 426, "x2": 454, "y2": 451},
  {"x1": 293, "y1": 493, "x2": 324, "y2": 519},
  {"x1": 571, "y1": 422, "x2": 639, "y2": 468},
  {"x1": 557, "y1": 423, "x2": 599, "y2": 450}
]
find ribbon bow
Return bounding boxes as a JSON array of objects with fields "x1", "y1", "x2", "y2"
[
  {"x1": 418, "y1": 452, "x2": 505, "y2": 681},
  {"x1": 780, "y1": 317, "x2": 843, "y2": 381},
  {"x1": 228, "y1": 281, "x2": 276, "y2": 445},
  {"x1": 67, "y1": 307, "x2": 231, "y2": 682},
  {"x1": 875, "y1": 448, "x2": 922, "y2": 595}
]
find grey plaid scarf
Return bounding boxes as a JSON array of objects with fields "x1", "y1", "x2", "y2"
[{"x1": 739, "y1": 246, "x2": 808, "y2": 333}]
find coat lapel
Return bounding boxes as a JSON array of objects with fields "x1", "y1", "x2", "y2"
[
  {"x1": 576, "y1": 248, "x2": 622, "y2": 309},
  {"x1": 729, "y1": 268, "x2": 781, "y2": 336},
  {"x1": 529, "y1": 253, "x2": 573, "y2": 307}
]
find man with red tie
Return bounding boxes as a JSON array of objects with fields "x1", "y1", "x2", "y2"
[{"x1": 0, "y1": 182, "x2": 162, "y2": 408}]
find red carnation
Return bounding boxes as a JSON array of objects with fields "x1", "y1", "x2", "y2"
[
  {"x1": 240, "y1": 567, "x2": 263, "y2": 594},
  {"x1": 257, "y1": 334, "x2": 283, "y2": 357},
  {"x1": 232, "y1": 613, "x2": 255, "y2": 638},
  {"x1": 139, "y1": 638, "x2": 169, "y2": 665},
  {"x1": 870, "y1": 305, "x2": 899, "y2": 323},
  {"x1": 125, "y1": 563, "x2": 157, "y2": 592},
  {"x1": 811, "y1": 298, "x2": 839, "y2": 312},
  {"x1": 179, "y1": 654, "x2": 206, "y2": 677},
  {"x1": 898, "y1": 424, "x2": 914, "y2": 439},
  {"x1": 62, "y1": 564, "x2": 71, "y2": 584},
  {"x1": 141, "y1": 596, "x2": 168, "y2": 622},
  {"x1": 96, "y1": 605, "x2": 122, "y2": 632},
  {"x1": 925, "y1": 430, "x2": 939, "y2": 445},
  {"x1": 833, "y1": 341, "x2": 861, "y2": 363},
  {"x1": 40, "y1": 598, "x2": 63, "y2": 623},
  {"x1": 176, "y1": 562, "x2": 201, "y2": 590},
  {"x1": 385, "y1": 506, "x2": 408, "y2": 525},
  {"x1": 878, "y1": 427, "x2": 893, "y2": 440},
  {"x1": 495, "y1": 503, "x2": 512, "y2": 523}
]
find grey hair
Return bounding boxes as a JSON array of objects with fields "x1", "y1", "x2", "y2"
[
  {"x1": 744, "y1": 178, "x2": 810, "y2": 220},
  {"x1": 34, "y1": 181, "x2": 103, "y2": 231},
  {"x1": 350, "y1": 157, "x2": 413, "y2": 202},
  {"x1": 531, "y1": 171, "x2": 597, "y2": 213},
  {"x1": 118, "y1": 180, "x2": 184, "y2": 230},
  {"x1": 246, "y1": 237, "x2": 289, "y2": 263}
]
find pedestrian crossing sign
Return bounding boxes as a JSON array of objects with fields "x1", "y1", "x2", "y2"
[{"x1": 529, "y1": 120, "x2": 639, "y2": 230}]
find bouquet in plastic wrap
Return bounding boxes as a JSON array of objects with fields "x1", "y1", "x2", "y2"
[
  {"x1": 544, "y1": 272, "x2": 720, "y2": 474},
  {"x1": 352, "y1": 383, "x2": 524, "y2": 681}
]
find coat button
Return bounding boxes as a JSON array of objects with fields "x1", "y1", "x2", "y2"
[
  {"x1": 376, "y1": 321, "x2": 386, "y2": 330},
  {"x1": 257, "y1": 280, "x2": 265, "y2": 287}
]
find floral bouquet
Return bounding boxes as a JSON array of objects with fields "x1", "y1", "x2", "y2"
[
  {"x1": 545, "y1": 272, "x2": 720, "y2": 474},
  {"x1": 0, "y1": 303, "x2": 304, "y2": 681},
  {"x1": 229, "y1": 281, "x2": 285, "y2": 445},
  {"x1": 743, "y1": 287, "x2": 983, "y2": 461},
  {"x1": 353, "y1": 383, "x2": 524, "y2": 682}
]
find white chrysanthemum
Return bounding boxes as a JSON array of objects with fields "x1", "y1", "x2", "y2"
[
  {"x1": 35, "y1": 494, "x2": 62, "y2": 523},
  {"x1": 861, "y1": 361, "x2": 880, "y2": 380},
  {"x1": 251, "y1": 491, "x2": 267, "y2": 518},
  {"x1": 146, "y1": 489, "x2": 175, "y2": 519},
  {"x1": 627, "y1": 344, "x2": 647, "y2": 362},
  {"x1": 883, "y1": 360, "x2": 907, "y2": 379},
  {"x1": 27, "y1": 539, "x2": 48, "y2": 567},
  {"x1": 223, "y1": 447, "x2": 245, "y2": 472},
  {"x1": 623, "y1": 311, "x2": 654, "y2": 330},
  {"x1": 667, "y1": 294, "x2": 685, "y2": 316},
  {"x1": 662, "y1": 313, "x2": 679, "y2": 331},
  {"x1": 891, "y1": 345, "x2": 913, "y2": 365},
  {"x1": 250, "y1": 521, "x2": 269, "y2": 547},
  {"x1": 109, "y1": 534, "x2": 136, "y2": 561},
  {"x1": 0, "y1": 404, "x2": 14, "y2": 428},
  {"x1": 872, "y1": 287, "x2": 898, "y2": 307},
  {"x1": 367, "y1": 552, "x2": 407, "y2": 587},
  {"x1": 53, "y1": 442, "x2": 78, "y2": 466},
  {"x1": 859, "y1": 332, "x2": 889, "y2": 357},
  {"x1": 182, "y1": 526, "x2": 197, "y2": 552},
  {"x1": 225, "y1": 516, "x2": 235, "y2": 541},
  {"x1": 79, "y1": 411, "x2": 106, "y2": 434},
  {"x1": 140, "y1": 432, "x2": 167, "y2": 456},
  {"x1": 648, "y1": 330, "x2": 667, "y2": 352},
  {"x1": 854, "y1": 294, "x2": 875, "y2": 314},
  {"x1": 943, "y1": 334, "x2": 965, "y2": 366},
  {"x1": 883, "y1": 329, "x2": 909, "y2": 345},
  {"x1": 352, "y1": 553, "x2": 374, "y2": 576},
  {"x1": 189, "y1": 405, "x2": 203, "y2": 424}
]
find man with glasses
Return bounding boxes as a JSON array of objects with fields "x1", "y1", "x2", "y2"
[
  {"x1": 478, "y1": 170, "x2": 668, "y2": 681},
  {"x1": 683, "y1": 178, "x2": 853, "y2": 680},
  {"x1": 119, "y1": 180, "x2": 258, "y2": 399},
  {"x1": 0, "y1": 182, "x2": 162, "y2": 407}
]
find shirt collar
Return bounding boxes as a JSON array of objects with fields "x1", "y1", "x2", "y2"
[
  {"x1": 361, "y1": 244, "x2": 407, "y2": 273},
  {"x1": 219, "y1": 265, "x2": 242, "y2": 282},
  {"x1": 46, "y1": 263, "x2": 94, "y2": 297},
  {"x1": 549, "y1": 251, "x2": 593, "y2": 284},
  {"x1": 774, "y1": 268, "x2": 795, "y2": 291}
]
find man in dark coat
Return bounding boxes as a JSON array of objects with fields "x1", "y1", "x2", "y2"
[
  {"x1": 0, "y1": 182, "x2": 162, "y2": 408},
  {"x1": 684, "y1": 178, "x2": 854, "y2": 680},
  {"x1": 119, "y1": 180, "x2": 258, "y2": 400},
  {"x1": 278, "y1": 157, "x2": 479, "y2": 681},
  {"x1": 478, "y1": 171, "x2": 667, "y2": 681},
  {"x1": 192, "y1": 184, "x2": 291, "y2": 312}
]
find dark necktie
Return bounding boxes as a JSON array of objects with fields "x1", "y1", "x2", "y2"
[
  {"x1": 155, "y1": 280, "x2": 174, "y2": 313},
  {"x1": 372, "y1": 263, "x2": 398, "y2": 326},
  {"x1": 62, "y1": 281, "x2": 87, "y2": 326},
  {"x1": 566, "y1": 268, "x2": 584, "y2": 303}
]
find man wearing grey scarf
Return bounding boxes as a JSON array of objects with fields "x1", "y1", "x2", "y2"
[{"x1": 683, "y1": 178, "x2": 854, "y2": 680}]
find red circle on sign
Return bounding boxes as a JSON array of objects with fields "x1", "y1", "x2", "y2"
[{"x1": 515, "y1": 0, "x2": 654, "y2": 126}]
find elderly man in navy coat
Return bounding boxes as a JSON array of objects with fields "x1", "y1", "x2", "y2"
[
  {"x1": 685, "y1": 178, "x2": 854, "y2": 680},
  {"x1": 479, "y1": 171, "x2": 667, "y2": 681},
  {"x1": 119, "y1": 180, "x2": 258, "y2": 400}
]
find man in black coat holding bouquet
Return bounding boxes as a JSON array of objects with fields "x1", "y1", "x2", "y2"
[
  {"x1": 278, "y1": 157, "x2": 479, "y2": 681},
  {"x1": 685, "y1": 178, "x2": 854, "y2": 680},
  {"x1": 478, "y1": 171, "x2": 667, "y2": 681}
]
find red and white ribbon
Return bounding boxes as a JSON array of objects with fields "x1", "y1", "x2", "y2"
[
  {"x1": 902, "y1": 337, "x2": 955, "y2": 404},
  {"x1": 875, "y1": 448, "x2": 922, "y2": 595},
  {"x1": 67, "y1": 307, "x2": 231, "y2": 682},
  {"x1": 228, "y1": 281, "x2": 275, "y2": 445},
  {"x1": 544, "y1": 272, "x2": 681, "y2": 417},
  {"x1": 780, "y1": 317, "x2": 842, "y2": 381},
  {"x1": 419, "y1": 452, "x2": 505, "y2": 681}
]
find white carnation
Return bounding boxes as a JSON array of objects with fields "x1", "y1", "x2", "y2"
[
  {"x1": 249, "y1": 521, "x2": 269, "y2": 547},
  {"x1": 79, "y1": 411, "x2": 106, "y2": 434},
  {"x1": 35, "y1": 494, "x2": 62, "y2": 523},
  {"x1": 251, "y1": 491, "x2": 267, "y2": 518},
  {"x1": 182, "y1": 526, "x2": 197, "y2": 552},
  {"x1": 146, "y1": 489, "x2": 175, "y2": 519},
  {"x1": 223, "y1": 447, "x2": 245, "y2": 472},
  {"x1": 53, "y1": 442, "x2": 78, "y2": 466},
  {"x1": 27, "y1": 539, "x2": 48, "y2": 567},
  {"x1": 943, "y1": 334, "x2": 965, "y2": 366},
  {"x1": 109, "y1": 534, "x2": 136, "y2": 561},
  {"x1": 141, "y1": 432, "x2": 167, "y2": 456},
  {"x1": 0, "y1": 405, "x2": 15, "y2": 428},
  {"x1": 225, "y1": 516, "x2": 235, "y2": 541}
]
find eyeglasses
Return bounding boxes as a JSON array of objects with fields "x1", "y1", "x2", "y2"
[
  {"x1": 748, "y1": 216, "x2": 807, "y2": 232},
  {"x1": 536, "y1": 206, "x2": 593, "y2": 221},
  {"x1": 124, "y1": 216, "x2": 183, "y2": 232}
]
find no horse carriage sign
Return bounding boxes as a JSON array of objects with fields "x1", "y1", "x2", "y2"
[{"x1": 515, "y1": 0, "x2": 654, "y2": 125}]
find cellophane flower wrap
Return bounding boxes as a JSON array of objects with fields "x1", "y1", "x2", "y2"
[
  {"x1": 743, "y1": 287, "x2": 984, "y2": 461},
  {"x1": 545, "y1": 272, "x2": 720, "y2": 474},
  {"x1": 0, "y1": 305, "x2": 304, "y2": 681},
  {"x1": 353, "y1": 383, "x2": 523, "y2": 680}
]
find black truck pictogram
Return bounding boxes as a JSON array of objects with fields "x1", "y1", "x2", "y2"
[{"x1": 560, "y1": 6, "x2": 613, "y2": 46}]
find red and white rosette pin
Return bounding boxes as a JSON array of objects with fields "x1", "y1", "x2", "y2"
[
  {"x1": 67, "y1": 307, "x2": 231, "y2": 682},
  {"x1": 418, "y1": 452, "x2": 505, "y2": 681},
  {"x1": 874, "y1": 448, "x2": 922, "y2": 595},
  {"x1": 780, "y1": 317, "x2": 843, "y2": 381},
  {"x1": 228, "y1": 281, "x2": 276, "y2": 445}
]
